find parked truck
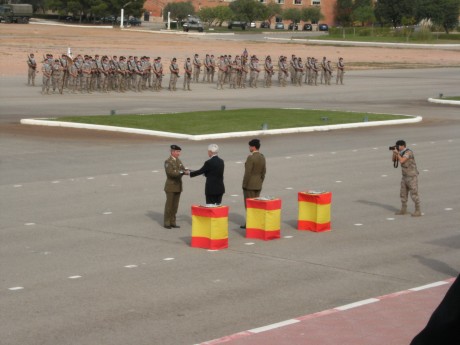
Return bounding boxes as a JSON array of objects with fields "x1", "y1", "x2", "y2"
[{"x1": 0, "y1": 4, "x2": 33, "y2": 23}]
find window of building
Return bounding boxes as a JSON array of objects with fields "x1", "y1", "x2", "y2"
[
  {"x1": 276, "y1": 0, "x2": 285, "y2": 3},
  {"x1": 312, "y1": 0, "x2": 321, "y2": 5},
  {"x1": 259, "y1": 0, "x2": 267, "y2": 3},
  {"x1": 294, "y1": 0, "x2": 302, "y2": 5}
]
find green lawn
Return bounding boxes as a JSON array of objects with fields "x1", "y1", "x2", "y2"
[
  {"x1": 443, "y1": 96, "x2": 460, "y2": 101},
  {"x1": 54, "y1": 109, "x2": 409, "y2": 135}
]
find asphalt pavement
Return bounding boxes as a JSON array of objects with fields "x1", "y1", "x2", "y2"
[{"x1": 1, "y1": 68, "x2": 459, "y2": 345}]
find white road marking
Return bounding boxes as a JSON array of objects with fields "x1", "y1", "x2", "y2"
[
  {"x1": 444, "y1": 208, "x2": 453, "y2": 211},
  {"x1": 381, "y1": 174, "x2": 387, "y2": 177},
  {"x1": 285, "y1": 156, "x2": 292, "y2": 159},
  {"x1": 336, "y1": 298, "x2": 379, "y2": 311},
  {"x1": 13, "y1": 184, "x2": 22, "y2": 188},
  {"x1": 25, "y1": 223, "x2": 35, "y2": 226},
  {"x1": 87, "y1": 177, "x2": 95, "y2": 180},
  {"x1": 285, "y1": 187, "x2": 293, "y2": 190},
  {"x1": 52, "y1": 181, "x2": 60, "y2": 184},
  {"x1": 163, "y1": 258, "x2": 175, "y2": 261},
  {"x1": 336, "y1": 180, "x2": 342, "y2": 183},
  {"x1": 121, "y1": 173, "x2": 129, "y2": 176},
  {"x1": 68, "y1": 275, "x2": 82, "y2": 279},
  {"x1": 231, "y1": 194, "x2": 239, "y2": 197},
  {"x1": 124, "y1": 265, "x2": 138, "y2": 268},
  {"x1": 410, "y1": 281, "x2": 449, "y2": 291},
  {"x1": 249, "y1": 319, "x2": 300, "y2": 333},
  {"x1": 9, "y1": 287, "x2": 24, "y2": 291},
  {"x1": 283, "y1": 236, "x2": 293, "y2": 239},
  {"x1": 152, "y1": 170, "x2": 159, "y2": 173},
  {"x1": 103, "y1": 212, "x2": 112, "y2": 215},
  {"x1": 245, "y1": 242, "x2": 255, "y2": 246},
  {"x1": 387, "y1": 218, "x2": 395, "y2": 221},
  {"x1": 354, "y1": 223, "x2": 363, "y2": 226}
]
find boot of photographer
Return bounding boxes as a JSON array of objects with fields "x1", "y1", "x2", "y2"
[{"x1": 392, "y1": 140, "x2": 422, "y2": 217}]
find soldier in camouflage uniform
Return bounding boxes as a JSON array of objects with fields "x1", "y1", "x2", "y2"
[
  {"x1": 193, "y1": 54, "x2": 201, "y2": 83},
  {"x1": 51, "y1": 59, "x2": 64, "y2": 94},
  {"x1": 393, "y1": 140, "x2": 421, "y2": 217},
  {"x1": 183, "y1": 57, "x2": 192, "y2": 91},
  {"x1": 168, "y1": 57, "x2": 179, "y2": 91},
  {"x1": 27, "y1": 53, "x2": 37, "y2": 86},
  {"x1": 263, "y1": 56, "x2": 274, "y2": 88},
  {"x1": 81, "y1": 56, "x2": 93, "y2": 93},
  {"x1": 41, "y1": 58, "x2": 52, "y2": 94}
]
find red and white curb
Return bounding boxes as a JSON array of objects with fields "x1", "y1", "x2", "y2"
[{"x1": 197, "y1": 277, "x2": 455, "y2": 345}]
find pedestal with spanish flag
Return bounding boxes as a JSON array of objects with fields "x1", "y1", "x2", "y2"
[
  {"x1": 246, "y1": 198, "x2": 282, "y2": 240},
  {"x1": 191, "y1": 205, "x2": 229, "y2": 250},
  {"x1": 298, "y1": 191, "x2": 332, "y2": 232}
]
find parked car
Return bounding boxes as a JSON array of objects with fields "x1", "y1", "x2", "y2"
[
  {"x1": 303, "y1": 23, "x2": 312, "y2": 31},
  {"x1": 260, "y1": 21, "x2": 270, "y2": 29},
  {"x1": 318, "y1": 23, "x2": 329, "y2": 31},
  {"x1": 128, "y1": 18, "x2": 142, "y2": 26},
  {"x1": 288, "y1": 22, "x2": 299, "y2": 30},
  {"x1": 228, "y1": 21, "x2": 248, "y2": 30},
  {"x1": 274, "y1": 22, "x2": 284, "y2": 30}
]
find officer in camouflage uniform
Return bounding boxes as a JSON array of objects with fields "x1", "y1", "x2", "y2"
[
  {"x1": 336, "y1": 57, "x2": 345, "y2": 85},
  {"x1": 41, "y1": 58, "x2": 52, "y2": 94},
  {"x1": 169, "y1": 57, "x2": 179, "y2": 91},
  {"x1": 393, "y1": 140, "x2": 421, "y2": 217},
  {"x1": 163, "y1": 145, "x2": 189, "y2": 229},
  {"x1": 183, "y1": 57, "x2": 192, "y2": 91},
  {"x1": 193, "y1": 53, "x2": 202, "y2": 83},
  {"x1": 51, "y1": 59, "x2": 64, "y2": 94}
]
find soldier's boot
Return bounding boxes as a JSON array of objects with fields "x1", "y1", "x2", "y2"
[
  {"x1": 395, "y1": 203, "x2": 407, "y2": 215},
  {"x1": 411, "y1": 204, "x2": 422, "y2": 217}
]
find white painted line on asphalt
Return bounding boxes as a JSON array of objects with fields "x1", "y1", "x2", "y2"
[
  {"x1": 444, "y1": 208, "x2": 453, "y2": 211},
  {"x1": 335, "y1": 298, "x2": 379, "y2": 311},
  {"x1": 235, "y1": 161, "x2": 243, "y2": 164},
  {"x1": 124, "y1": 265, "x2": 138, "y2": 268},
  {"x1": 152, "y1": 170, "x2": 159, "y2": 173},
  {"x1": 354, "y1": 223, "x2": 363, "y2": 226},
  {"x1": 52, "y1": 180, "x2": 60, "y2": 184},
  {"x1": 423, "y1": 169, "x2": 429, "y2": 172},
  {"x1": 381, "y1": 174, "x2": 388, "y2": 177},
  {"x1": 285, "y1": 156, "x2": 292, "y2": 159},
  {"x1": 68, "y1": 275, "x2": 82, "y2": 279},
  {"x1": 103, "y1": 212, "x2": 112, "y2": 215},
  {"x1": 245, "y1": 242, "x2": 255, "y2": 246},
  {"x1": 231, "y1": 194, "x2": 239, "y2": 197},
  {"x1": 308, "y1": 154, "x2": 314, "y2": 157},
  {"x1": 13, "y1": 184, "x2": 22, "y2": 187},
  {"x1": 387, "y1": 218, "x2": 395, "y2": 221},
  {"x1": 410, "y1": 281, "x2": 449, "y2": 291},
  {"x1": 25, "y1": 223, "x2": 35, "y2": 226},
  {"x1": 121, "y1": 173, "x2": 129, "y2": 176},
  {"x1": 283, "y1": 236, "x2": 293, "y2": 239},
  {"x1": 352, "y1": 149, "x2": 358, "y2": 152},
  {"x1": 249, "y1": 319, "x2": 300, "y2": 333},
  {"x1": 330, "y1": 152, "x2": 336, "y2": 154},
  {"x1": 336, "y1": 180, "x2": 342, "y2": 183},
  {"x1": 87, "y1": 177, "x2": 95, "y2": 180},
  {"x1": 207, "y1": 249, "x2": 219, "y2": 252},
  {"x1": 9, "y1": 287, "x2": 24, "y2": 291},
  {"x1": 373, "y1": 147, "x2": 378, "y2": 150},
  {"x1": 163, "y1": 258, "x2": 175, "y2": 261},
  {"x1": 285, "y1": 187, "x2": 293, "y2": 190}
]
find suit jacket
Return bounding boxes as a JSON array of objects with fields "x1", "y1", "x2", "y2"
[
  {"x1": 242, "y1": 151, "x2": 266, "y2": 191},
  {"x1": 190, "y1": 155, "x2": 225, "y2": 196},
  {"x1": 164, "y1": 156, "x2": 185, "y2": 193}
]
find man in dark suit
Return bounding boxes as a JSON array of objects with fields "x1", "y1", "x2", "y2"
[{"x1": 190, "y1": 144, "x2": 225, "y2": 205}]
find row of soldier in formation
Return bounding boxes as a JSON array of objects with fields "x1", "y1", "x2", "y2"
[{"x1": 26, "y1": 52, "x2": 345, "y2": 95}]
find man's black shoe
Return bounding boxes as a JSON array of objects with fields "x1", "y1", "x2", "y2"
[
  {"x1": 171, "y1": 225, "x2": 181, "y2": 228},
  {"x1": 240, "y1": 225, "x2": 246, "y2": 229},
  {"x1": 164, "y1": 225, "x2": 172, "y2": 229}
]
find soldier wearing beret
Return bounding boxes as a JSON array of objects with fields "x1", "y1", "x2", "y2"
[
  {"x1": 163, "y1": 145, "x2": 189, "y2": 229},
  {"x1": 241, "y1": 139, "x2": 266, "y2": 228}
]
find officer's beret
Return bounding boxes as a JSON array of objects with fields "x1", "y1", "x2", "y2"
[{"x1": 170, "y1": 144, "x2": 182, "y2": 151}]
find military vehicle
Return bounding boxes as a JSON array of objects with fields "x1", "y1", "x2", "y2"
[
  {"x1": 0, "y1": 3, "x2": 33, "y2": 23},
  {"x1": 182, "y1": 15, "x2": 203, "y2": 32}
]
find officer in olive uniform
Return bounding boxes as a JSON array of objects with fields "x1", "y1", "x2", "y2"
[
  {"x1": 164, "y1": 145, "x2": 189, "y2": 229},
  {"x1": 241, "y1": 139, "x2": 266, "y2": 228},
  {"x1": 392, "y1": 140, "x2": 421, "y2": 217}
]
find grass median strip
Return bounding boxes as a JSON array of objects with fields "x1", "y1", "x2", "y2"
[{"x1": 54, "y1": 109, "x2": 408, "y2": 135}]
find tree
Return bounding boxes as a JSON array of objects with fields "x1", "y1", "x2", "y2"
[
  {"x1": 335, "y1": 0, "x2": 353, "y2": 26},
  {"x1": 197, "y1": 7, "x2": 217, "y2": 27},
  {"x1": 229, "y1": 0, "x2": 265, "y2": 22},
  {"x1": 415, "y1": 0, "x2": 459, "y2": 34},
  {"x1": 353, "y1": 0, "x2": 373, "y2": 10},
  {"x1": 261, "y1": 0, "x2": 282, "y2": 24},
  {"x1": 374, "y1": 0, "x2": 415, "y2": 28},
  {"x1": 214, "y1": 5, "x2": 233, "y2": 26},
  {"x1": 163, "y1": 1, "x2": 195, "y2": 24},
  {"x1": 352, "y1": 5, "x2": 375, "y2": 26},
  {"x1": 302, "y1": 6, "x2": 324, "y2": 24},
  {"x1": 283, "y1": 8, "x2": 302, "y2": 25}
]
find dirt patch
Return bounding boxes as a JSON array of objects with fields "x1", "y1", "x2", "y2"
[{"x1": 1, "y1": 22, "x2": 459, "y2": 78}]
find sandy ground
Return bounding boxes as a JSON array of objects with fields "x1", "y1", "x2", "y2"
[{"x1": 1, "y1": 22, "x2": 460, "y2": 78}]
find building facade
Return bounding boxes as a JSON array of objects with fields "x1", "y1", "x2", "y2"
[{"x1": 143, "y1": 0, "x2": 337, "y2": 25}]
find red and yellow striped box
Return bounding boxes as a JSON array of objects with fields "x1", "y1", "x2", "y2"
[
  {"x1": 298, "y1": 192, "x2": 332, "y2": 232},
  {"x1": 191, "y1": 205, "x2": 229, "y2": 250},
  {"x1": 246, "y1": 198, "x2": 282, "y2": 240}
]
